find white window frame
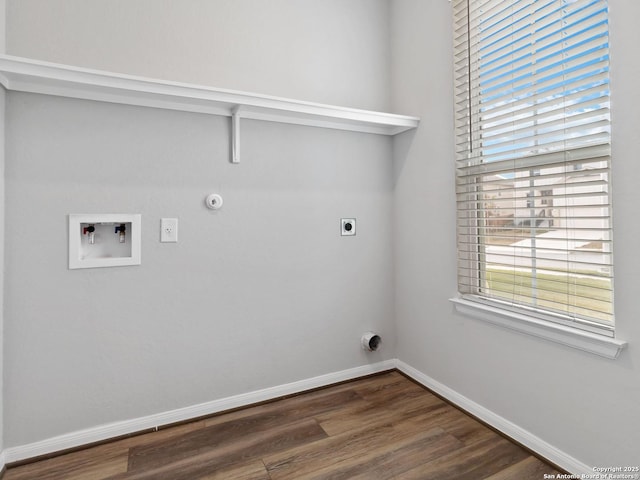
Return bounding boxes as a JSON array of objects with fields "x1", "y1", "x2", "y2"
[{"x1": 450, "y1": 0, "x2": 626, "y2": 358}]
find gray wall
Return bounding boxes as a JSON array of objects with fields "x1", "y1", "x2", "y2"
[
  {"x1": 391, "y1": 0, "x2": 640, "y2": 466},
  {"x1": 3, "y1": 0, "x2": 395, "y2": 447},
  {"x1": 6, "y1": 0, "x2": 391, "y2": 111},
  {"x1": 4, "y1": 94, "x2": 395, "y2": 446}
]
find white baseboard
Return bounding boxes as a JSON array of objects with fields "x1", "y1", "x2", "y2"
[
  {"x1": 3, "y1": 359, "x2": 396, "y2": 464},
  {"x1": 0, "y1": 450, "x2": 6, "y2": 475},
  {"x1": 2, "y1": 358, "x2": 592, "y2": 475},
  {"x1": 395, "y1": 360, "x2": 592, "y2": 476}
]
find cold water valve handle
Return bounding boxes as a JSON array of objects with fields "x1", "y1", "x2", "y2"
[{"x1": 115, "y1": 224, "x2": 126, "y2": 243}]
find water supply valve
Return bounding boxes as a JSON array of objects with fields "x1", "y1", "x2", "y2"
[
  {"x1": 115, "y1": 224, "x2": 126, "y2": 243},
  {"x1": 83, "y1": 224, "x2": 96, "y2": 244}
]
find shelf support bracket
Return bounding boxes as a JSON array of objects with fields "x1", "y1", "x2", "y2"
[{"x1": 231, "y1": 106, "x2": 242, "y2": 164}]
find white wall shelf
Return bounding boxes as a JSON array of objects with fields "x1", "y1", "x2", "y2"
[{"x1": 0, "y1": 55, "x2": 419, "y2": 162}]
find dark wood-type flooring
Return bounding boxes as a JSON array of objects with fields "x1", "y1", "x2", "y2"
[{"x1": 5, "y1": 371, "x2": 564, "y2": 479}]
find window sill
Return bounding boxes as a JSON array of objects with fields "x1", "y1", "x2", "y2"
[{"x1": 450, "y1": 297, "x2": 627, "y2": 359}]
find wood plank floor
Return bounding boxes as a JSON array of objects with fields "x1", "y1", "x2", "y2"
[{"x1": 5, "y1": 371, "x2": 564, "y2": 480}]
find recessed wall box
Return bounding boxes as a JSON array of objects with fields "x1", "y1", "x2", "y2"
[{"x1": 69, "y1": 214, "x2": 141, "y2": 269}]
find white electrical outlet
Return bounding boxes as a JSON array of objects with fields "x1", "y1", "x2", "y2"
[{"x1": 160, "y1": 218, "x2": 178, "y2": 243}]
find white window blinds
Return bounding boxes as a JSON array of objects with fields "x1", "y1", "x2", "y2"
[{"x1": 453, "y1": 0, "x2": 614, "y2": 333}]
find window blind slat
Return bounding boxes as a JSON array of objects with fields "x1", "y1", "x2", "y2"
[
  {"x1": 478, "y1": 53, "x2": 609, "y2": 106},
  {"x1": 480, "y1": 90, "x2": 609, "y2": 132},
  {"x1": 456, "y1": 72, "x2": 609, "y2": 121},
  {"x1": 479, "y1": 5, "x2": 607, "y2": 68},
  {"x1": 459, "y1": 276, "x2": 613, "y2": 303},
  {"x1": 480, "y1": 17, "x2": 608, "y2": 78},
  {"x1": 479, "y1": 21, "x2": 608, "y2": 88},
  {"x1": 457, "y1": 146, "x2": 610, "y2": 175},
  {"x1": 456, "y1": 231, "x2": 612, "y2": 245},
  {"x1": 461, "y1": 258, "x2": 612, "y2": 274},
  {"x1": 457, "y1": 270, "x2": 613, "y2": 289}
]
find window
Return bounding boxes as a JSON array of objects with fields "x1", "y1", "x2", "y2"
[{"x1": 453, "y1": 0, "x2": 614, "y2": 335}]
